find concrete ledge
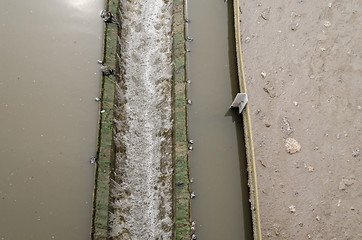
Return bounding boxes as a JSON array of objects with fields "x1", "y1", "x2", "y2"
[
  {"x1": 91, "y1": 0, "x2": 118, "y2": 239},
  {"x1": 233, "y1": 0, "x2": 262, "y2": 239},
  {"x1": 173, "y1": 0, "x2": 191, "y2": 239}
]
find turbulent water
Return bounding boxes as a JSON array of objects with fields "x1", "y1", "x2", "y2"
[{"x1": 109, "y1": 0, "x2": 174, "y2": 239}]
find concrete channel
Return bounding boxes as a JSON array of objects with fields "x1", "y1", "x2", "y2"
[
  {"x1": 0, "y1": 0, "x2": 103, "y2": 239},
  {"x1": 185, "y1": 0, "x2": 253, "y2": 239}
]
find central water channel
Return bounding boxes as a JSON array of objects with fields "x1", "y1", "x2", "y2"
[
  {"x1": 187, "y1": 0, "x2": 252, "y2": 239},
  {"x1": 0, "y1": 0, "x2": 102, "y2": 239}
]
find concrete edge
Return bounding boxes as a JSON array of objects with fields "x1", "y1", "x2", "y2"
[
  {"x1": 91, "y1": 0, "x2": 118, "y2": 239},
  {"x1": 173, "y1": 0, "x2": 191, "y2": 239},
  {"x1": 233, "y1": 0, "x2": 263, "y2": 239}
]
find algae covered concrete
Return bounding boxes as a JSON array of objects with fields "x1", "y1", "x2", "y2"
[
  {"x1": 91, "y1": 0, "x2": 118, "y2": 239},
  {"x1": 173, "y1": 0, "x2": 191, "y2": 239}
]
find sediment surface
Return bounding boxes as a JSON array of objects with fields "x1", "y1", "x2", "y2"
[
  {"x1": 239, "y1": 0, "x2": 361, "y2": 238},
  {"x1": 109, "y1": 0, "x2": 174, "y2": 239}
]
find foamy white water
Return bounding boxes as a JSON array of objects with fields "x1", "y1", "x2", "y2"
[{"x1": 109, "y1": 0, "x2": 173, "y2": 239}]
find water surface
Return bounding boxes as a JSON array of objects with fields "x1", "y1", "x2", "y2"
[
  {"x1": 187, "y1": 0, "x2": 252, "y2": 239},
  {"x1": 0, "y1": 0, "x2": 103, "y2": 239}
]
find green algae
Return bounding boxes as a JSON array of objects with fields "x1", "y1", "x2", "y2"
[
  {"x1": 91, "y1": 0, "x2": 118, "y2": 239},
  {"x1": 172, "y1": 0, "x2": 191, "y2": 239}
]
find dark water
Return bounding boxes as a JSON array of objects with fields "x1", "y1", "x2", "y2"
[
  {"x1": 187, "y1": 0, "x2": 252, "y2": 239},
  {"x1": 0, "y1": 0, "x2": 103, "y2": 239}
]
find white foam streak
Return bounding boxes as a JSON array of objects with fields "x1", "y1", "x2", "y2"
[{"x1": 109, "y1": 0, "x2": 173, "y2": 239}]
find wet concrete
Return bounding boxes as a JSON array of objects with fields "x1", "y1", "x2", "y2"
[
  {"x1": 187, "y1": 0, "x2": 252, "y2": 239},
  {"x1": 0, "y1": 0, "x2": 103, "y2": 239}
]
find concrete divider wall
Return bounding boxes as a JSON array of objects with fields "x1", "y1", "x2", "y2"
[
  {"x1": 173, "y1": 0, "x2": 192, "y2": 239},
  {"x1": 91, "y1": 0, "x2": 118, "y2": 239}
]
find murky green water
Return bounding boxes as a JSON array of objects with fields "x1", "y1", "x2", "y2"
[
  {"x1": 187, "y1": 0, "x2": 253, "y2": 239},
  {"x1": 0, "y1": 0, "x2": 103, "y2": 239}
]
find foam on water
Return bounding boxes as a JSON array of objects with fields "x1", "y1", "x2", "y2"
[{"x1": 109, "y1": 0, "x2": 173, "y2": 238}]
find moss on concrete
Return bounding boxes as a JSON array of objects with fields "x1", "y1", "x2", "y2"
[
  {"x1": 172, "y1": 0, "x2": 191, "y2": 239},
  {"x1": 91, "y1": 0, "x2": 118, "y2": 239}
]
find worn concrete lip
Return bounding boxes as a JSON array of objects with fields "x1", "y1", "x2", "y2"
[{"x1": 233, "y1": 0, "x2": 262, "y2": 239}]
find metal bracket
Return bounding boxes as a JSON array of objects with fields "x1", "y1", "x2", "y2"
[{"x1": 230, "y1": 93, "x2": 248, "y2": 114}]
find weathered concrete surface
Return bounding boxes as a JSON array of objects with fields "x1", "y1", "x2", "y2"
[{"x1": 239, "y1": 0, "x2": 361, "y2": 239}]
